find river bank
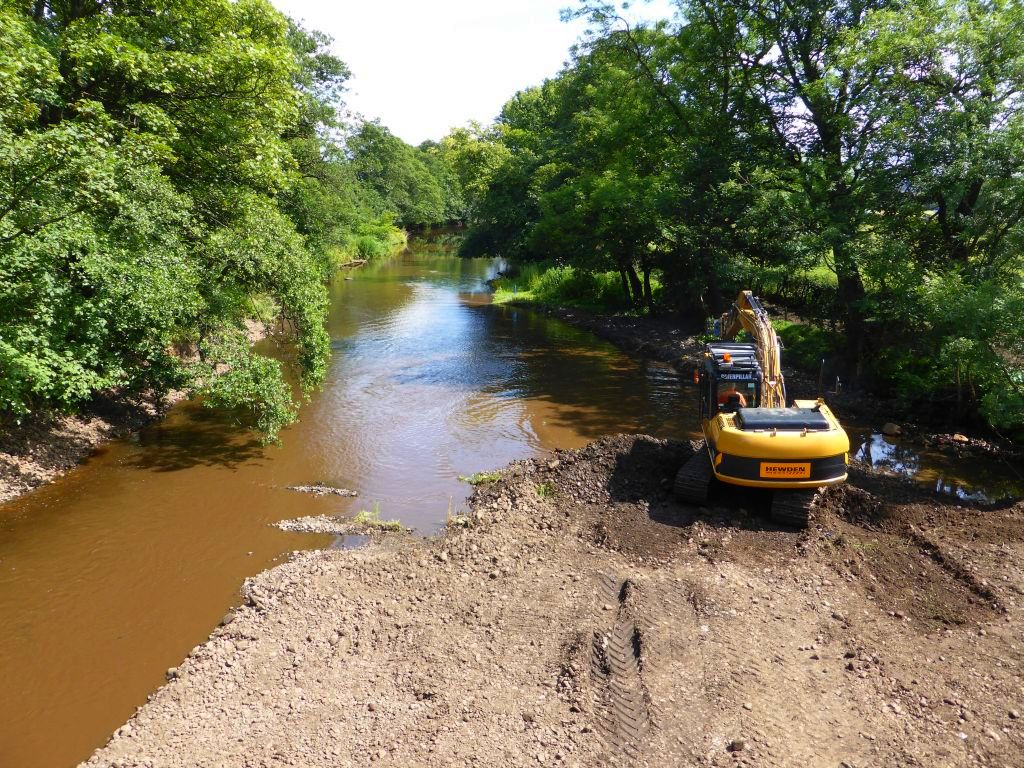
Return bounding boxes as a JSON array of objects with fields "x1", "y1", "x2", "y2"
[
  {"x1": 0, "y1": 247, "x2": 701, "y2": 768},
  {"x1": 84, "y1": 433, "x2": 1023, "y2": 767},
  {"x1": 0, "y1": 392, "x2": 179, "y2": 505},
  {"x1": 0, "y1": 320, "x2": 269, "y2": 505}
]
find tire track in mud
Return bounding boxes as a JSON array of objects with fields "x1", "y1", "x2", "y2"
[
  {"x1": 906, "y1": 529, "x2": 1003, "y2": 610},
  {"x1": 591, "y1": 571, "x2": 653, "y2": 762},
  {"x1": 589, "y1": 570, "x2": 714, "y2": 764},
  {"x1": 637, "y1": 571, "x2": 714, "y2": 763}
]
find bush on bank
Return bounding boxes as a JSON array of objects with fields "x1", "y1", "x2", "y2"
[{"x1": 492, "y1": 262, "x2": 662, "y2": 314}]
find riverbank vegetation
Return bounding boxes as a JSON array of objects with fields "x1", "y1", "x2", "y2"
[
  {"x1": 455, "y1": 0, "x2": 1024, "y2": 436},
  {"x1": 0, "y1": 0, "x2": 455, "y2": 439},
  {"x1": 491, "y1": 263, "x2": 661, "y2": 312}
]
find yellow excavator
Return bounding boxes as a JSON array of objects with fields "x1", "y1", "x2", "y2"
[{"x1": 674, "y1": 291, "x2": 850, "y2": 526}]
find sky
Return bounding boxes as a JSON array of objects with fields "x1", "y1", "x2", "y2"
[{"x1": 270, "y1": 0, "x2": 678, "y2": 146}]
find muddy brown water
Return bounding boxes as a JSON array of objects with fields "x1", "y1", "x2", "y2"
[{"x1": 0, "y1": 237, "x2": 1021, "y2": 767}]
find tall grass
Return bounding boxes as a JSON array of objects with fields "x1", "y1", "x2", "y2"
[
  {"x1": 326, "y1": 218, "x2": 408, "y2": 270},
  {"x1": 492, "y1": 262, "x2": 660, "y2": 313},
  {"x1": 772, "y1": 319, "x2": 843, "y2": 372},
  {"x1": 748, "y1": 259, "x2": 839, "y2": 325}
]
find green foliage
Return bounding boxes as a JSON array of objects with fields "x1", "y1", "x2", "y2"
[
  {"x1": 341, "y1": 216, "x2": 408, "y2": 262},
  {"x1": 278, "y1": 26, "x2": 407, "y2": 276},
  {"x1": 535, "y1": 482, "x2": 555, "y2": 499},
  {"x1": 492, "y1": 262, "x2": 655, "y2": 313},
  {"x1": 348, "y1": 122, "x2": 447, "y2": 227},
  {"x1": 433, "y1": 123, "x2": 511, "y2": 221},
  {"x1": 459, "y1": 471, "x2": 502, "y2": 485},
  {"x1": 196, "y1": 334, "x2": 296, "y2": 443},
  {"x1": 0, "y1": 2, "x2": 410, "y2": 439},
  {"x1": 352, "y1": 503, "x2": 403, "y2": 532},
  {"x1": 773, "y1": 321, "x2": 843, "y2": 374}
]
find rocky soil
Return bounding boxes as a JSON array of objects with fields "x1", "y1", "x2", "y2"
[
  {"x1": 85, "y1": 435, "x2": 1023, "y2": 768},
  {"x1": 0, "y1": 393, "x2": 178, "y2": 504}
]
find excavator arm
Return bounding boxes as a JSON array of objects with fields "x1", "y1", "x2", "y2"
[{"x1": 718, "y1": 291, "x2": 786, "y2": 408}]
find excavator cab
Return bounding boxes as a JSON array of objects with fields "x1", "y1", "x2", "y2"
[
  {"x1": 675, "y1": 291, "x2": 850, "y2": 527},
  {"x1": 701, "y1": 343, "x2": 761, "y2": 415}
]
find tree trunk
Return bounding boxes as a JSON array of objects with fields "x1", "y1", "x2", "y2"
[
  {"x1": 833, "y1": 238, "x2": 868, "y2": 385},
  {"x1": 641, "y1": 265, "x2": 653, "y2": 314},
  {"x1": 625, "y1": 263, "x2": 643, "y2": 308},
  {"x1": 618, "y1": 267, "x2": 633, "y2": 307},
  {"x1": 704, "y1": 251, "x2": 725, "y2": 317}
]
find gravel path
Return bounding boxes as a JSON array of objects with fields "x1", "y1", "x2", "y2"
[{"x1": 84, "y1": 435, "x2": 1023, "y2": 767}]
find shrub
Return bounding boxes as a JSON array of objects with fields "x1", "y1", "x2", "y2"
[{"x1": 773, "y1": 320, "x2": 843, "y2": 373}]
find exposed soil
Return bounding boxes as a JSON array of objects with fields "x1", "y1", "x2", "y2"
[
  {"x1": 513, "y1": 303, "x2": 705, "y2": 371},
  {"x1": 84, "y1": 435, "x2": 1023, "y2": 767},
  {"x1": 0, "y1": 392, "x2": 180, "y2": 504}
]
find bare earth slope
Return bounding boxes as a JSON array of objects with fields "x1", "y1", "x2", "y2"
[
  {"x1": 0, "y1": 397, "x2": 167, "y2": 504},
  {"x1": 85, "y1": 436, "x2": 1023, "y2": 768}
]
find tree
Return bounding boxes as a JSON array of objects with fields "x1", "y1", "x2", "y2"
[
  {"x1": 463, "y1": 0, "x2": 1024, "y2": 429},
  {"x1": 348, "y1": 122, "x2": 446, "y2": 227},
  {"x1": 0, "y1": 0, "x2": 331, "y2": 439}
]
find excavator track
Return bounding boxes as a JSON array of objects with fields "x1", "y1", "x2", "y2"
[
  {"x1": 673, "y1": 446, "x2": 713, "y2": 505},
  {"x1": 770, "y1": 489, "x2": 819, "y2": 528}
]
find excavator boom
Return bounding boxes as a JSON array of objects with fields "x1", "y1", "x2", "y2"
[{"x1": 718, "y1": 290, "x2": 786, "y2": 408}]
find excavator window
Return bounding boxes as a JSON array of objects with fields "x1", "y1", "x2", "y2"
[{"x1": 716, "y1": 381, "x2": 757, "y2": 410}]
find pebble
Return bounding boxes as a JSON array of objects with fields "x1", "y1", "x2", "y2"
[{"x1": 742, "y1": 702, "x2": 752, "y2": 711}]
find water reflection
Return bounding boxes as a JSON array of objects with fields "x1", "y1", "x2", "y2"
[{"x1": 853, "y1": 430, "x2": 1023, "y2": 503}]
